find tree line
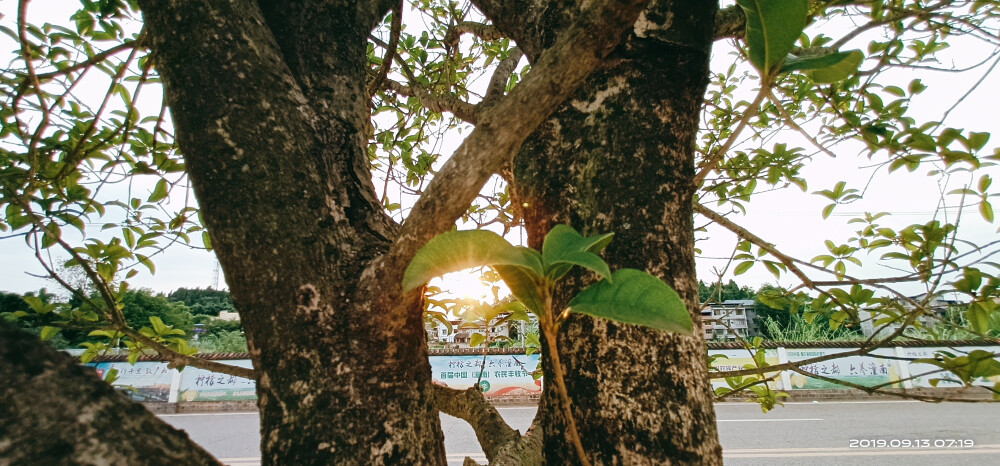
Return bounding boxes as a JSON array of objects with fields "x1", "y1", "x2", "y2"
[{"x1": 0, "y1": 287, "x2": 244, "y2": 351}]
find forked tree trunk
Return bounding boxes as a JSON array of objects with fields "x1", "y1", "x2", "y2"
[
  {"x1": 135, "y1": 0, "x2": 652, "y2": 463},
  {"x1": 477, "y1": 1, "x2": 725, "y2": 463}
]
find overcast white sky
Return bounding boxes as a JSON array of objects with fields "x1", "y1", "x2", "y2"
[{"x1": 1, "y1": 3, "x2": 997, "y2": 301}]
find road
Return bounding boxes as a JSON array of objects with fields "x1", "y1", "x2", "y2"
[{"x1": 159, "y1": 400, "x2": 1000, "y2": 465}]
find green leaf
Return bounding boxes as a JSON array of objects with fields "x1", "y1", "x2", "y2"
[
  {"x1": 136, "y1": 254, "x2": 156, "y2": 274},
  {"x1": 981, "y1": 200, "x2": 994, "y2": 223},
  {"x1": 541, "y1": 224, "x2": 613, "y2": 281},
  {"x1": 494, "y1": 264, "x2": 545, "y2": 315},
  {"x1": 470, "y1": 332, "x2": 486, "y2": 348},
  {"x1": 979, "y1": 175, "x2": 992, "y2": 193},
  {"x1": 104, "y1": 368, "x2": 120, "y2": 385},
  {"x1": 128, "y1": 349, "x2": 141, "y2": 365},
  {"x1": 967, "y1": 132, "x2": 990, "y2": 151},
  {"x1": 733, "y1": 261, "x2": 754, "y2": 276},
  {"x1": 544, "y1": 225, "x2": 614, "y2": 256},
  {"x1": 781, "y1": 50, "x2": 864, "y2": 83},
  {"x1": 202, "y1": 231, "x2": 213, "y2": 251},
  {"x1": 780, "y1": 50, "x2": 861, "y2": 73},
  {"x1": 80, "y1": 349, "x2": 97, "y2": 364},
  {"x1": 149, "y1": 316, "x2": 169, "y2": 336},
  {"x1": 737, "y1": 0, "x2": 809, "y2": 73},
  {"x1": 822, "y1": 204, "x2": 835, "y2": 219},
  {"x1": 568, "y1": 269, "x2": 693, "y2": 334},
  {"x1": 967, "y1": 303, "x2": 990, "y2": 334},
  {"x1": 40, "y1": 325, "x2": 59, "y2": 341},
  {"x1": 148, "y1": 179, "x2": 168, "y2": 203},
  {"x1": 547, "y1": 251, "x2": 612, "y2": 282},
  {"x1": 403, "y1": 230, "x2": 540, "y2": 292}
]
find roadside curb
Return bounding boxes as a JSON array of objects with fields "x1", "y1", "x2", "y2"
[{"x1": 148, "y1": 388, "x2": 993, "y2": 414}]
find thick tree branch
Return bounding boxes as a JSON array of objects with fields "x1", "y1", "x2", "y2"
[
  {"x1": 433, "y1": 385, "x2": 520, "y2": 461},
  {"x1": 714, "y1": 4, "x2": 745, "y2": 40},
  {"x1": 482, "y1": 47, "x2": 524, "y2": 104},
  {"x1": 432, "y1": 385, "x2": 545, "y2": 465},
  {"x1": 471, "y1": 0, "x2": 576, "y2": 62},
  {"x1": 445, "y1": 21, "x2": 506, "y2": 48},
  {"x1": 489, "y1": 418, "x2": 544, "y2": 465},
  {"x1": 383, "y1": 78, "x2": 479, "y2": 124},
  {"x1": 1, "y1": 321, "x2": 222, "y2": 464},
  {"x1": 384, "y1": 0, "x2": 649, "y2": 273}
]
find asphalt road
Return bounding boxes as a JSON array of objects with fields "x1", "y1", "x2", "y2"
[{"x1": 159, "y1": 400, "x2": 1000, "y2": 465}]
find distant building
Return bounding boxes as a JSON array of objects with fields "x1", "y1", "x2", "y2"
[
  {"x1": 860, "y1": 294, "x2": 964, "y2": 338},
  {"x1": 217, "y1": 311, "x2": 241, "y2": 321},
  {"x1": 701, "y1": 300, "x2": 760, "y2": 340},
  {"x1": 426, "y1": 315, "x2": 512, "y2": 348},
  {"x1": 426, "y1": 312, "x2": 538, "y2": 348}
]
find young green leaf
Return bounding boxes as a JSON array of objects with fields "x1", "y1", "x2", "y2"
[
  {"x1": 40, "y1": 325, "x2": 59, "y2": 341},
  {"x1": 542, "y1": 224, "x2": 614, "y2": 259},
  {"x1": 967, "y1": 302, "x2": 990, "y2": 334},
  {"x1": 802, "y1": 50, "x2": 864, "y2": 83},
  {"x1": 494, "y1": 264, "x2": 545, "y2": 315},
  {"x1": 148, "y1": 179, "x2": 169, "y2": 202},
  {"x1": 547, "y1": 251, "x2": 612, "y2": 282},
  {"x1": 733, "y1": 261, "x2": 755, "y2": 276},
  {"x1": 568, "y1": 269, "x2": 693, "y2": 334},
  {"x1": 470, "y1": 332, "x2": 486, "y2": 348},
  {"x1": 128, "y1": 349, "x2": 141, "y2": 365},
  {"x1": 737, "y1": 0, "x2": 809, "y2": 74},
  {"x1": 780, "y1": 50, "x2": 864, "y2": 83},
  {"x1": 403, "y1": 230, "x2": 541, "y2": 292},
  {"x1": 104, "y1": 368, "x2": 120, "y2": 385},
  {"x1": 541, "y1": 224, "x2": 613, "y2": 281}
]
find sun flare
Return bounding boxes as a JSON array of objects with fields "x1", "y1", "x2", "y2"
[{"x1": 429, "y1": 267, "x2": 508, "y2": 303}]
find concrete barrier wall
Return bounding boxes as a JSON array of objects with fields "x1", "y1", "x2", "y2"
[{"x1": 86, "y1": 343, "x2": 1000, "y2": 404}]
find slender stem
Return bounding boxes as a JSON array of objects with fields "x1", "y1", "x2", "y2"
[{"x1": 540, "y1": 313, "x2": 591, "y2": 466}]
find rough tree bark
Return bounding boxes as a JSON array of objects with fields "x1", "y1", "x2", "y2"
[
  {"x1": 138, "y1": 1, "x2": 444, "y2": 463},
  {"x1": 130, "y1": 0, "x2": 649, "y2": 464},
  {"x1": 475, "y1": 0, "x2": 724, "y2": 463},
  {"x1": 0, "y1": 321, "x2": 221, "y2": 465},
  {"x1": 4, "y1": 0, "x2": 723, "y2": 463}
]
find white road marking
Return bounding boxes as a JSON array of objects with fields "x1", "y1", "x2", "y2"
[
  {"x1": 716, "y1": 400, "x2": 921, "y2": 406},
  {"x1": 158, "y1": 412, "x2": 258, "y2": 417},
  {"x1": 220, "y1": 446, "x2": 1000, "y2": 465},
  {"x1": 718, "y1": 418, "x2": 823, "y2": 422},
  {"x1": 219, "y1": 454, "x2": 489, "y2": 466},
  {"x1": 724, "y1": 444, "x2": 1000, "y2": 458}
]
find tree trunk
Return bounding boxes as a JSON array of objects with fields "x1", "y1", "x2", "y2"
[
  {"x1": 0, "y1": 321, "x2": 222, "y2": 465},
  {"x1": 478, "y1": 1, "x2": 725, "y2": 463},
  {"x1": 138, "y1": 1, "x2": 445, "y2": 463}
]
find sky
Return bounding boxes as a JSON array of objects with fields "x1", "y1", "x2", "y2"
[{"x1": 1, "y1": 3, "x2": 998, "y2": 303}]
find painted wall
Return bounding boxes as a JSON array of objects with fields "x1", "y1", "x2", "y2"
[{"x1": 86, "y1": 345, "x2": 1000, "y2": 402}]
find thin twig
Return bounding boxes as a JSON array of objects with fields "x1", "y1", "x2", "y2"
[
  {"x1": 367, "y1": 0, "x2": 403, "y2": 97},
  {"x1": 694, "y1": 81, "x2": 771, "y2": 187}
]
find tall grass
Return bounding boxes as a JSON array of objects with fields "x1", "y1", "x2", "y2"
[
  {"x1": 762, "y1": 315, "x2": 864, "y2": 342},
  {"x1": 192, "y1": 330, "x2": 248, "y2": 353}
]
